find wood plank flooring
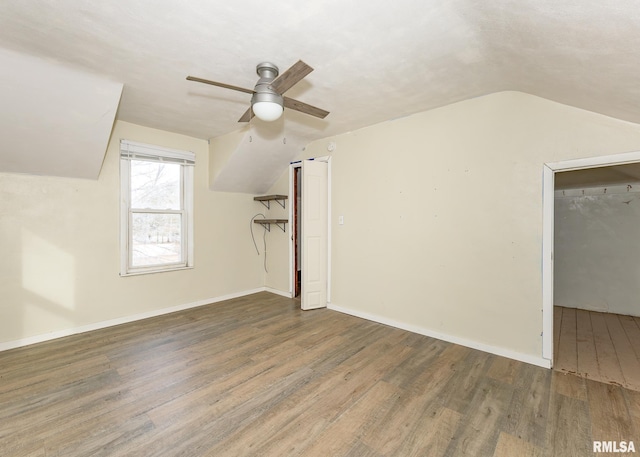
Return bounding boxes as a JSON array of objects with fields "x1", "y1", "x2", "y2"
[
  {"x1": 1, "y1": 293, "x2": 640, "y2": 456},
  {"x1": 554, "y1": 306, "x2": 640, "y2": 391}
]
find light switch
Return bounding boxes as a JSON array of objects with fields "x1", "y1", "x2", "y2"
[{"x1": 338, "y1": 215, "x2": 344, "y2": 225}]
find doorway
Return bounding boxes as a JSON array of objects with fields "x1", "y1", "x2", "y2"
[
  {"x1": 542, "y1": 151, "x2": 640, "y2": 383},
  {"x1": 293, "y1": 165, "x2": 301, "y2": 298},
  {"x1": 289, "y1": 158, "x2": 331, "y2": 310},
  {"x1": 552, "y1": 163, "x2": 640, "y2": 390}
]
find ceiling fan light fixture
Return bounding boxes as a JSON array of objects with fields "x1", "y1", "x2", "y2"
[
  {"x1": 251, "y1": 91, "x2": 284, "y2": 122},
  {"x1": 252, "y1": 101, "x2": 283, "y2": 122}
]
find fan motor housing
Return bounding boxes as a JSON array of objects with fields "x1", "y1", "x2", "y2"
[{"x1": 253, "y1": 62, "x2": 283, "y2": 106}]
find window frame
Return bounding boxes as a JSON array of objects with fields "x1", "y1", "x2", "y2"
[{"x1": 119, "y1": 140, "x2": 195, "y2": 276}]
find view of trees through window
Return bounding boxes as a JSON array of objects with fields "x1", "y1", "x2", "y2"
[{"x1": 130, "y1": 160, "x2": 183, "y2": 267}]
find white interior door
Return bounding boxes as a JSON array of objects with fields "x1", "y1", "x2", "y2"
[{"x1": 301, "y1": 159, "x2": 328, "y2": 310}]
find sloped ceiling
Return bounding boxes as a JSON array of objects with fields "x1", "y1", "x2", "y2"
[
  {"x1": 0, "y1": 47, "x2": 122, "y2": 179},
  {"x1": 210, "y1": 123, "x2": 306, "y2": 194},
  {"x1": 1, "y1": 1, "x2": 640, "y2": 185}
]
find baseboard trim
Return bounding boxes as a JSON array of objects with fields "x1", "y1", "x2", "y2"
[
  {"x1": 327, "y1": 303, "x2": 551, "y2": 369},
  {"x1": 264, "y1": 287, "x2": 293, "y2": 298},
  {"x1": 0, "y1": 287, "x2": 269, "y2": 353}
]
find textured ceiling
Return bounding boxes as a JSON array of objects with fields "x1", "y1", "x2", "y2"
[{"x1": 1, "y1": 0, "x2": 640, "y2": 182}]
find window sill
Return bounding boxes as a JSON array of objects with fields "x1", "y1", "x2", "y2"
[{"x1": 120, "y1": 265, "x2": 194, "y2": 277}]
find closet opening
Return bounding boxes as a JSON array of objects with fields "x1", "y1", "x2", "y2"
[{"x1": 543, "y1": 151, "x2": 640, "y2": 389}]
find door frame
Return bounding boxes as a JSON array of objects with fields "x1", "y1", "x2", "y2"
[
  {"x1": 292, "y1": 165, "x2": 301, "y2": 297},
  {"x1": 542, "y1": 150, "x2": 640, "y2": 364},
  {"x1": 289, "y1": 156, "x2": 332, "y2": 304}
]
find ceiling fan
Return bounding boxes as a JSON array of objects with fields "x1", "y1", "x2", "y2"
[{"x1": 187, "y1": 60, "x2": 329, "y2": 123}]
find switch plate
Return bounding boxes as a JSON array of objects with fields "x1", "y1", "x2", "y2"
[{"x1": 338, "y1": 215, "x2": 344, "y2": 225}]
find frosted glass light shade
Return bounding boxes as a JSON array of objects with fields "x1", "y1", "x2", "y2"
[{"x1": 252, "y1": 101, "x2": 283, "y2": 122}]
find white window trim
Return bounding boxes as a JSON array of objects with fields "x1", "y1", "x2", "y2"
[{"x1": 119, "y1": 140, "x2": 195, "y2": 276}]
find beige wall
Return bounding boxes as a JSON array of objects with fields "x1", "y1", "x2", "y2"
[
  {"x1": 298, "y1": 91, "x2": 640, "y2": 362},
  {"x1": 0, "y1": 120, "x2": 263, "y2": 346},
  {"x1": 262, "y1": 169, "x2": 292, "y2": 293},
  {"x1": 7, "y1": 91, "x2": 640, "y2": 362}
]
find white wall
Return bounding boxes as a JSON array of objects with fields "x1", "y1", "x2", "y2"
[
  {"x1": 0, "y1": 120, "x2": 263, "y2": 347},
  {"x1": 297, "y1": 91, "x2": 640, "y2": 364},
  {"x1": 554, "y1": 186, "x2": 640, "y2": 316}
]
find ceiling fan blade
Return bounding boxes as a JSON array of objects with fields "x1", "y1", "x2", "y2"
[
  {"x1": 238, "y1": 107, "x2": 253, "y2": 123},
  {"x1": 270, "y1": 60, "x2": 314, "y2": 94},
  {"x1": 186, "y1": 76, "x2": 254, "y2": 95},
  {"x1": 284, "y1": 97, "x2": 329, "y2": 119}
]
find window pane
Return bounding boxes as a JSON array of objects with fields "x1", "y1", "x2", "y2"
[
  {"x1": 131, "y1": 160, "x2": 181, "y2": 210},
  {"x1": 131, "y1": 213, "x2": 182, "y2": 267}
]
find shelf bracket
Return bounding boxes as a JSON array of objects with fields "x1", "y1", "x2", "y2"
[
  {"x1": 257, "y1": 198, "x2": 286, "y2": 210},
  {"x1": 254, "y1": 195, "x2": 287, "y2": 210},
  {"x1": 254, "y1": 219, "x2": 287, "y2": 233}
]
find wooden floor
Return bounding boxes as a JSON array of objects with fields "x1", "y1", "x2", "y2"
[
  {"x1": 554, "y1": 306, "x2": 640, "y2": 391},
  {"x1": 1, "y1": 294, "x2": 640, "y2": 457}
]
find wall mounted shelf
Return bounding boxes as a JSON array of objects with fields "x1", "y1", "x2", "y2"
[
  {"x1": 254, "y1": 219, "x2": 288, "y2": 232},
  {"x1": 254, "y1": 194, "x2": 288, "y2": 210}
]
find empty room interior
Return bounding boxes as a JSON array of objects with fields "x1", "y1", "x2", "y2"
[{"x1": 2, "y1": 1, "x2": 640, "y2": 456}]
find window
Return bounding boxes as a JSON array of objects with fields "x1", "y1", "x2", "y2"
[{"x1": 120, "y1": 140, "x2": 195, "y2": 275}]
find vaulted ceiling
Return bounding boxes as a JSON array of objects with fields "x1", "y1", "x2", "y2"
[{"x1": 2, "y1": 1, "x2": 640, "y2": 183}]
